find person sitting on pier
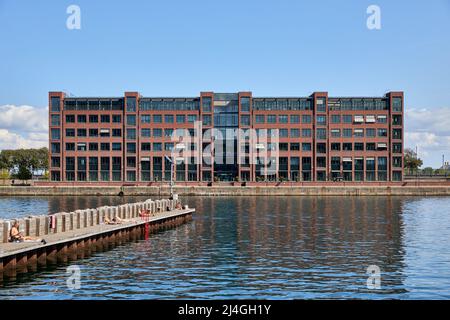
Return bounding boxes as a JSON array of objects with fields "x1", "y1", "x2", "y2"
[
  {"x1": 104, "y1": 216, "x2": 126, "y2": 225},
  {"x1": 9, "y1": 221, "x2": 45, "y2": 243},
  {"x1": 139, "y1": 209, "x2": 155, "y2": 217}
]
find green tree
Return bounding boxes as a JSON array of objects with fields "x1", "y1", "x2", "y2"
[
  {"x1": 422, "y1": 167, "x2": 434, "y2": 175},
  {"x1": 0, "y1": 168, "x2": 10, "y2": 185},
  {"x1": 16, "y1": 165, "x2": 32, "y2": 182},
  {"x1": 404, "y1": 148, "x2": 423, "y2": 174}
]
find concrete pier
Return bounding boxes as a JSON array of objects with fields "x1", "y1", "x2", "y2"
[{"x1": 0, "y1": 199, "x2": 195, "y2": 279}]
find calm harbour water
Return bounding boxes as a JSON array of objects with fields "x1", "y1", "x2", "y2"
[{"x1": 0, "y1": 195, "x2": 450, "y2": 299}]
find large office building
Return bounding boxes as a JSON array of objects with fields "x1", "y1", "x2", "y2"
[{"x1": 48, "y1": 91, "x2": 404, "y2": 184}]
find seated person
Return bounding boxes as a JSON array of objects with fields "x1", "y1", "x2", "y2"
[
  {"x1": 139, "y1": 209, "x2": 155, "y2": 217},
  {"x1": 104, "y1": 216, "x2": 127, "y2": 225},
  {"x1": 175, "y1": 202, "x2": 182, "y2": 210},
  {"x1": 9, "y1": 221, "x2": 44, "y2": 243}
]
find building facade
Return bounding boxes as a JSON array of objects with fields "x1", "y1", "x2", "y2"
[{"x1": 48, "y1": 91, "x2": 404, "y2": 184}]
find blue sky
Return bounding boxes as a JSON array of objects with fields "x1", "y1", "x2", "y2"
[{"x1": 0, "y1": 0, "x2": 449, "y2": 167}]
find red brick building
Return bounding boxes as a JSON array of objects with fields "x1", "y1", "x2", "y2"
[{"x1": 48, "y1": 91, "x2": 404, "y2": 184}]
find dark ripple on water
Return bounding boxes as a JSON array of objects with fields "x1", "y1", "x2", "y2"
[{"x1": 1, "y1": 196, "x2": 450, "y2": 299}]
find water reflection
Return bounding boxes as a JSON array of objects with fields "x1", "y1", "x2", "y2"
[{"x1": 1, "y1": 196, "x2": 450, "y2": 299}]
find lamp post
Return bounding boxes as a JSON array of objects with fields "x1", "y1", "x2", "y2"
[{"x1": 165, "y1": 143, "x2": 186, "y2": 199}]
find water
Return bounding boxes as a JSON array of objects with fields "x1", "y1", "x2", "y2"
[{"x1": 1, "y1": 196, "x2": 450, "y2": 299}]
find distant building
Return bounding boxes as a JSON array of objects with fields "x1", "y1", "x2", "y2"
[
  {"x1": 441, "y1": 162, "x2": 450, "y2": 171},
  {"x1": 48, "y1": 91, "x2": 404, "y2": 184}
]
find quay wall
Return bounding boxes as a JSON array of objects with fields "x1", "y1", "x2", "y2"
[{"x1": 1, "y1": 185, "x2": 450, "y2": 196}]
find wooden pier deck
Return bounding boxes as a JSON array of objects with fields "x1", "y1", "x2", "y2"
[{"x1": 0, "y1": 199, "x2": 195, "y2": 278}]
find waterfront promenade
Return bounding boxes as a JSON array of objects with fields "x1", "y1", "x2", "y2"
[
  {"x1": 1, "y1": 183, "x2": 450, "y2": 196},
  {"x1": 0, "y1": 198, "x2": 195, "y2": 278}
]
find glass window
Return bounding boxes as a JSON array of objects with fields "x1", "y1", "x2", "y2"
[
  {"x1": 255, "y1": 115, "x2": 265, "y2": 123},
  {"x1": 51, "y1": 114, "x2": 60, "y2": 126},
  {"x1": 66, "y1": 114, "x2": 75, "y2": 123},
  {"x1": 112, "y1": 129, "x2": 122, "y2": 137},
  {"x1": 331, "y1": 129, "x2": 340, "y2": 138},
  {"x1": 127, "y1": 128, "x2": 136, "y2": 140},
  {"x1": 127, "y1": 115, "x2": 136, "y2": 126},
  {"x1": 302, "y1": 115, "x2": 311, "y2": 124},
  {"x1": 240, "y1": 97, "x2": 250, "y2": 112},
  {"x1": 141, "y1": 143, "x2": 151, "y2": 151},
  {"x1": 343, "y1": 115, "x2": 352, "y2": 123},
  {"x1": 316, "y1": 115, "x2": 326, "y2": 125},
  {"x1": 89, "y1": 115, "x2": 98, "y2": 123},
  {"x1": 316, "y1": 98, "x2": 326, "y2": 112},
  {"x1": 126, "y1": 97, "x2": 136, "y2": 112},
  {"x1": 153, "y1": 115, "x2": 162, "y2": 123},
  {"x1": 66, "y1": 128, "x2": 75, "y2": 137},
  {"x1": 51, "y1": 97, "x2": 60, "y2": 112},
  {"x1": 77, "y1": 115, "x2": 86, "y2": 123},
  {"x1": 176, "y1": 115, "x2": 185, "y2": 123},
  {"x1": 378, "y1": 129, "x2": 388, "y2": 137},
  {"x1": 302, "y1": 143, "x2": 312, "y2": 151},
  {"x1": 290, "y1": 115, "x2": 300, "y2": 123},
  {"x1": 392, "y1": 97, "x2": 402, "y2": 112},
  {"x1": 51, "y1": 129, "x2": 60, "y2": 140},
  {"x1": 112, "y1": 143, "x2": 121, "y2": 151},
  {"x1": 302, "y1": 129, "x2": 312, "y2": 137},
  {"x1": 101, "y1": 115, "x2": 110, "y2": 123},
  {"x1": 267, "y1": 115, "x2": 277, "y2": 123},
  {"x1": 165, "y1": 115, "x2": 174, "y2": 123},
  {"x1": 112, "y1": 114, "x2": 122, "y2": 123},
  {"x1": 100, "y1": 143, "x2": 110, "y2": 151},
  {"x1": 331, "y1": 115, "x2": 341, "y2": 123},
  {"x1": 366, "y1": 128, "x2": 376, "y2": 137},
  {"x1": 187, "y1": 115, "x2": 197, "y2": 123},
  {"x1": 202, "y1": 97, "x2": 212, "y2": 112},
  {"x1": 241, "y1": 115, "x2": 250, "y2": 126},
  {"x1": 141, "y1": 115, "x2": 151, "y2": 123},
  {"x1": 153, "y1": 128, "x2": 162, "y2": 137},
  {"x1": 51, "y1": 143, "x2": 60, "y2": 154},
  {"x1": 279, "y1": 115, "x2": 288, "y2": 123},
  {"x1": 202, "y1": 115, "x2": 212, "y2": 126},
  {"x1": 290, "y1": 129, "x2": 300, "y2": 138},
  {"x1": 89, "y1": 128, "x2": 98, "y2": 137},
  {"x1": 141, "y1": 128, "x2": 151, "y2": 137},
  {"x1": 127, "y1": 143, "x2": 136, "y2": 153},
  {"x1": 393, "y1": 129, "x2": 402, "y2": 140},
  {"x1": 316, "y1": 128, "x2": 326, "y2": 140},
  {"x1": 343, "y1": 129, "x2": 352, "y2": 138},
  {"x1": 153, "y1": 143, "x2": 162, "y2": 151},
  {"x1": 280, "y1": 129, "x2": 289, "y2": 138}
]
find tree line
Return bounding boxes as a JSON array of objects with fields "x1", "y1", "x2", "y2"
[{"x1": 0, "y1": 148, "x2": 48, "y2": 182}]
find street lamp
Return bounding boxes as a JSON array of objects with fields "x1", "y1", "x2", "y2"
[{"x1": 165, "y1": 143, "x2": 186, "y2": 199}]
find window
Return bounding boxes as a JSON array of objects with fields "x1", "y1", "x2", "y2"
[
  {"x1": 290, "y1": 115, "x2": 300, "y2": 123},
  {"x1": 100, "y1": 129, "x2": 110, "y2": 137},
  {"x1": 267, "y1": 115, "x2": 277, "y2": 123},
  {"x1": 127, "y1": 171, "x2": 136, "y2": 182},
  {"x1": 89, "y1": 115, "x2": 98, "y2": 123},
  {"x1": 127, "y1": 128, "x2": 136, "y2": 140},
  {"x1": 142, "y1": 128, "x2": 151, "y2": 137},
  {"x1": 354, "y1": 143, "x2": 364, "y2": 151},
  {"x1": 66, "y1": 115, "x2": 75, "y2": 123},
  {"x1": 366, "y1": 143, "x2": 376, "y2": 151},
  {"x1": 377, "y1": 115, "x2": 387, "y2": 123},
  {"x1": 302, "y1": 143, "x2": 312, "y2": 151},
  {"x1": 176, "y1": 115, "x2": 185, "y2": 123},
  {"x1": 127, "y1": 115, "x2": 136, "y2": 126},
  {"x1": 112, "y1": 129, "x2": 122, "y2": 137},
  {"x1": 316, "y1": 128, "x2": 326, "y2": 139},
  {"x1": 240, "y1": 97, "x2": 250, "y2": 112},
  {"x1": 66, "y1": 143, "x2": 75, "y2": 151},
  {"x1": 89, "y1": 128, "x2": 98, "y2": 137},
  {"x1": 331, "y1": 157, "x2": 340, "y2": 171},
  {"x1": 280, "y1": 129, "x2": 289, "y2": 138},
  {"x1": 393, "y1": 129, "x2": 402, "y2": 139},
  {"x1": 165, "y1": 128, "x2": 174, "y2": 138},
  {"x1": 77, "y1": 129, "x2": 86, "y2": 137},
  {"x1": 331, "y1": 129, "x2": 340, "y2": 138},
  {"x1": 51, "y1": 129, "x2": 60, "y2": 140},
  {"x1": 202, "y1": 97, "x2": 212, "y2": 112},
  {"x1": 331, "y1": 115, "x2": 341, "y2": 123},
  {"x1": 393, "y1": 115, "x2": 402, "y2": 125},
  {"x1": 51, "y1": 143, "x2": 60, "y2": 154},
  {"x1": 302, "y1": 115, "x2": 311, "y2": 124},
  {"x1": 112, "y1": 143, "x2": 121, "y2": 151},
  {"x1": 366, "y1": 128, "x2": 376, "y2": 137},
  {"x1": 255, "y1": 115, "x2": 265, "y2": 123},
  {"x1": 241, "y1": 115, "x2": 250, "y2": 126},
  {"x1": 89, "y1": 143, "x2": 98, "y2": 151},
  {"x1": 165, "y1": 143, "x2": 174, "y2": 151},
  {"x1": 51, "y1": 97, "x2": 60, "y2": 112},
  {"x1": 378, "y1": 157, "x2": 387, "y2": 171},
  {"x1": 316, "y1": 98, "x2": 326, "y2": 112},
  {"x1": 141, "y1": 143, "x2": 151, "y2": 151},
  {"x1": 393, "y1": 143, "x2": 402, "y2": 154},
  {"x1": 378, "y1": 128, "x2": 388, "y2": 137},
  {"x1": 343, "y1": 143, "x2": 352, "y2": 151},
  {"x1": 66, "y1": 128, "x2": 75, "y2": 137},
  {"x1": 112, "y1": 114, "x2": 122, "y2": 123},
  {"x1": 165, "y1": 115, "x2": 174, "y2": 123},
  {"x1": 343, "y1": 129, "x2": 352, "y2": 138},
  {"x1": 392, "y1": 97, "x2": 402, "y2": 112},
  {"x1": 153, "y1": 115, "x2": 162, "y2": 123},
  {"x1": 153, "y1": 143, "x2": 162, "y2": 151},
  {"x1": 302, "y1": 129, "x2": 312, "y2": 137},
  {"x1": 51, "y1": 114, "x2": 60, "y2": 126},
  {"x1": 279, "y1": 115, "x2": 288, "y2": 123},
  {"x1": 153, "y1": 128, "x2": 162, "y2": 137},
  {"x1": 77, "y1": 143, "x2": 86, "y2": 152},
  {"x1": 354, "y1": 129, "x2": 364, "y2": 137},
  {"x1": 202, "y1": 115, "x2": 211, "y2": 126},
  {"x1": 187, "y1": 115, "x2": 197, "y2": 123},
  {"x1": 316, "y1": 143, "x2": 326, "y2": 154},
  {"x1": 316, "y1": 115, "x2": 326, "y2": 125},
  {"x1": 343, "y1": 115, "x2": 352, "y2": 123},
  {"x1": 317, "y1": 157, "x2": 326, "y2": 168},
  {"x1": 393, "y1": 171, "x2": 402, "y2": 181},
  {"x1": 127, "y1": 143, "x2": 136, "y2": 153},
  {"x1": 101, "y1": 115, "x2": 110, "y2": 123},
  {"x1": 290, "y1": 143, "x2": 300, "y2": 151},
  {"x1": 127, "y1": 157, "x2": 136, "y2": 168},
  {"x1": 77, "y1": 115, "x2": 87, "y2": 123},
  {"x1": 393, "y1": 157, "x2": 402, "y2": 168},
  {"x1": 126, "y1": 97, "x2": 136, "y2": 112},
  {"x1": 331, "y1": 143, "x2": 340, "y2": 151},
  {"x1": 290, "y1": 129, "x2": 300, "y2": 138},
  {"x1": 100, "y1": 143, "x2": 110, "y2": 151}
]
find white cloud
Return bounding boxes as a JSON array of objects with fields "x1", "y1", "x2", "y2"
[
  {"x1": 405, "y1": 107, "x2": 450, "y2": 167},
  {"x1": 0, "y1": 104, "x2": 48, "y2": 151},
  {"x1": 0, "y1": 105, "x2": 48, "y2": 133}
]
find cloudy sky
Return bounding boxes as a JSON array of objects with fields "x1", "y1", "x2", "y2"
[{"x1": 1, "y1": 1, "x2": 449, "y2": 167}]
